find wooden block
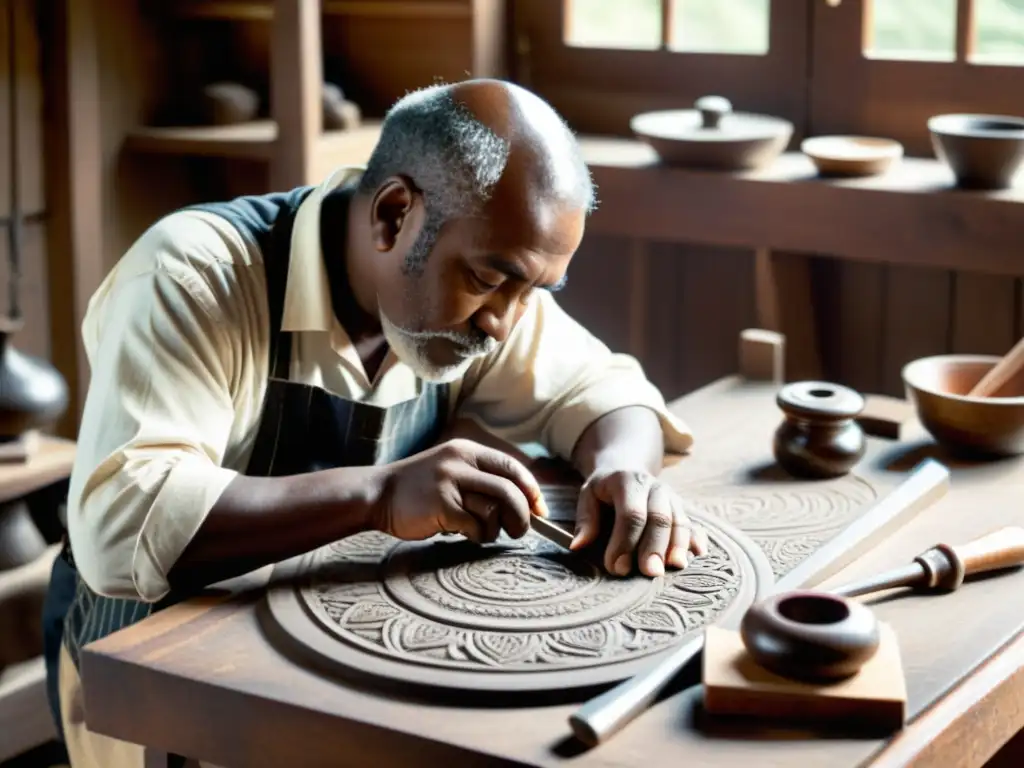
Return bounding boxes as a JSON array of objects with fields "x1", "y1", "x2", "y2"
[
  {"x1": 702, "y1": 624, "x2": 906, "y2": 731},
  {"x1": 739, "y1": 328, "x2": 785, "y2": 383},
  {"x1": 856, "y1": 395, "x2": 915, "y2": 440}
]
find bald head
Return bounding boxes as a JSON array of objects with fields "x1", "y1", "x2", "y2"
[{"x1": 357, "y1": 80, "x2": 596, "y2": 272}]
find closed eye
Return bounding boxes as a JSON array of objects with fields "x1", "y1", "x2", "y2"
[{"x1": 469, "y1": 271, "x2": 501, "y2": 294}]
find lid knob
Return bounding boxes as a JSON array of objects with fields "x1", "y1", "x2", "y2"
[{"x1": 695, "y1": 95, "x2": 732, "y2": 129}]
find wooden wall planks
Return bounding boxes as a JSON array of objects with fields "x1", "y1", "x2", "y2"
[
  {"x1": 0, "y1": 0, "x2": 50, "y2": 362},
  {"x1": 562, "y1": 235, "x2": 1024, "y2": 404},
  {"x1": 557, "y1": 237, "x2": 756, "y2": 401}
]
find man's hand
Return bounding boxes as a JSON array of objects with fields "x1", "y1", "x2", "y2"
[
  {"x1": 570, "y1": 468, "x2": 708, "y2": 578},
  {"x1": 373, "y1": 439, "x2": 549, "y2": 543}
]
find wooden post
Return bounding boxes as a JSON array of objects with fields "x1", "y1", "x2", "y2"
[
  {"x1": 471, "y1": 0, "x2": 508, "y2": 78},
  {"x1": 269, "y1": 0, "x2": 322, "y2": 190},
  {"x1": 42, "y1": 0, "x2": 104, "y2": 435},
  {"x1": 754, "y1": 248, "x2": 823, "y2": 382}
]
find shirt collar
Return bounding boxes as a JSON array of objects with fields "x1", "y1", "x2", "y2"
[{"x1": 280, "y1": 166, "x2": 365, "y2": 333}]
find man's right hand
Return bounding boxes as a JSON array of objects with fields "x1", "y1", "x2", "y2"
[{"x1": 372, "y1": 438, "x2": 549, "y2": 544}]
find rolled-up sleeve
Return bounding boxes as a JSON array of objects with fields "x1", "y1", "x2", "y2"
[
  {"x1": 67, "y1": 218, "x2": 244, "y2": 603},
  {"x1": 456, "y1": 290, "x2": 694, "y2": 462}
]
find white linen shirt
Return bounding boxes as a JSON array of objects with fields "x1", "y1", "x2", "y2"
[{"x1": 67, "y1": 167, "x2": 694, "y2": 603}]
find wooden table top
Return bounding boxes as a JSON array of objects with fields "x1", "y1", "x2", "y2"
[
  {"x1": 0, "y1": 434, "x2": 76, "y2": 504},
  {"x1": 80, "y1": 377, "x2": 1024, "y2": 768}
]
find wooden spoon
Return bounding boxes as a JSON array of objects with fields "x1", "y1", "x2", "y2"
[{"x1": 968, "y1": 336, "x2": 1024, "y2": 397}]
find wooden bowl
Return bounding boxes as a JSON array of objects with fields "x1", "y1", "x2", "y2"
[
  {"x1": 902, "y1": 355, "x2": 1024, "y2": 457},
  {"x1": 800, "y1": 135, "x2": 903, "y2": 177},
  {"x1": 928, "y1": 113, "x2": 1024, "y2": 189}
]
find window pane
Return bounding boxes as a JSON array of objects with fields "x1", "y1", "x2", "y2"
[
  {"x1": 668, "y1": 0, "x2": 770, "y2": 54},
  {"x1": 564, "y1": 0, "x2": 661, "y2": 50},
  {"x1": 865, "y1": 0, "x2": 957, "y2": 61},
  {"x1": 973, "y1": 0, "x2": 1024, "y2": 64}
]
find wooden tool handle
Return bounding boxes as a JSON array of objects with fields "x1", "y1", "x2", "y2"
[
  {"x1": 968, "y1": 337, "x2": 1024, "y2": 397},
  {"x1": 953, "y1": 527, "x2": 1024, "y2": 576}
]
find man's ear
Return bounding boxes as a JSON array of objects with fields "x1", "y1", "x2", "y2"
[{"x1": 369, "y1": 176, "x2": 418, "y2": 253}]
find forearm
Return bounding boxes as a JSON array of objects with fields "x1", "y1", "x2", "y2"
[
  {"x1": 167, "y1": 466, "x2": 383, "y2": 593},
  {"x1": 571, "y1": 406, "x2": 665, "y2": 478}
]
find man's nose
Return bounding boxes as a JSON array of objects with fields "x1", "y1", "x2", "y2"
[{"x1": 475, "y1": 298, "x2": 519, "y2": 343}]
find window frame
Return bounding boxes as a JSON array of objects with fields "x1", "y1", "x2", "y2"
[
  {"x1": 811, "y1": 0, "x2": 1024, "y2": 156},
  {"x1": 513, "y1": 0, "x2": 1024, "y2": 154},
  {"x1": 511, "y1": 0, "x2": 813, "y2": 137}
]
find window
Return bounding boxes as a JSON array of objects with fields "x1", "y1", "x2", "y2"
[
  {"x1": 865, "y1": 0, "x2": 958, "y2": 61},
  {"x1": 564, "y1": 0, "x2": 662, "y2": 50},
  {"x1": 811, "y1": 0, "x2": 1024, "y2": 155},
  {"x1": 512, "y1": 1, "x2": 1024, "y2": 152},
  {"x1": 513, "y1": 0, "x2": 807, "y2": 137},
  {"x1": 865, "y1": 0, "x2": 1024, "y2": 63},
  {"x1": 564, "y1": 0, "x2": 771, "y2": 54},
  {"x1": 972, "y1": 0, "x2": 1024, "y2": 63}
]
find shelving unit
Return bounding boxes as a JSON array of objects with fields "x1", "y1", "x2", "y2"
[
  {"x1": 126, "y1": 0, "x2": 508, "y2": 190},
  {"x1": 164, "y1": 0, "x2": 475, "y2": 21}
]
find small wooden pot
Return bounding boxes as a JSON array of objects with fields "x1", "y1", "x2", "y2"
[
  {"x1": 740, "y1": 591, "x2": 880, "y2": 682},
  {"x1": 773, "y1": 381, "x2": 866, "y2": 479},
  {"x1": 200, "y1": 82, "x2": 260, "y2": 126}
]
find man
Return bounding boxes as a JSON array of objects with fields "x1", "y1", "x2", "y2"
[{"x1": 45, "y1": 79, "x2": 698, "y2": 767}]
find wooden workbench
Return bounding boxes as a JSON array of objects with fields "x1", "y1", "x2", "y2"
[{"x1": 79, "y1": 377, "x2": 1024, "y2": 767}]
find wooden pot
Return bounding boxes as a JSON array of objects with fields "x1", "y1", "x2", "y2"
[
  {"x1": 0, "y1": 324, "x2": 69, "y2": 439},
  {"x1": 773, "y1": 381, "x2": 867, "y2": 479},
  {"x1": 929, "y1": 113, "x2": 1024, "y2": 190}
]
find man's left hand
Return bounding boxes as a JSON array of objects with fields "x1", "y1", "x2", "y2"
[{"x1": 570, "y1": 468, "x2": 708, "y2": 577}]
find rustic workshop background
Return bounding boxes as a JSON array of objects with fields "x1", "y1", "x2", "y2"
[
  {"x1": 2, "y1": 0, "x2": 1024, "y2": 767},
  {"x1": 5, "y1": 0, "x2": 1024, "y2": 438}
]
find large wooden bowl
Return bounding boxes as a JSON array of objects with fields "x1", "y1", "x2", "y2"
[{"x1": 902, "y1": 354, "x2": 1024, "y2": 457}]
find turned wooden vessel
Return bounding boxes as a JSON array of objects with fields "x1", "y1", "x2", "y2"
[
  {"x1": 774, "y1": 381, "x2": 866, "y2": 479},
  {"x1": 928, "y1": 113, "x2": 1024, "y2": 190},
  {"x1": 630, "y1": 95, "x2": 793, "y2": 171},
  {"x1": 0, "y1": 321, "x2": 69, "y2": 439},
  {"x1": 200, "y1": 82, "x2": 260, "y2": 125},
  {"x1": 740, "y1": 591, "x2": 880, "y2": 682},
  {"x1": 903, "y1": 354, "x2": 1024, "y2": 457}
]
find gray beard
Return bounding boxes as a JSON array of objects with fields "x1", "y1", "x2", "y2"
[{"x1": 379, "y1": 308, "x2": 497, "y2": 383}]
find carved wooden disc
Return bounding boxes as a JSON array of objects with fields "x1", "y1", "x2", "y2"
[
  {"x1": 682, "y1": 476, "x2": 879, "y2": 578},
  {"x1": 263, "y1": 509, "x2": 772, "y2": 695}
]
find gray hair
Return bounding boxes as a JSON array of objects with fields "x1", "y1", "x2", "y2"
[{"x1": 358, "y1": 83, "x2": 596, "y2": 273}]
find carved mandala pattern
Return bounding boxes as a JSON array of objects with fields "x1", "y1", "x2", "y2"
[
  {"x1": 297, "y1": 511, "x2": 769, "y2": 677},
  {"x1": 679, "y1": 475, "x2": 879, "y2": 577}
]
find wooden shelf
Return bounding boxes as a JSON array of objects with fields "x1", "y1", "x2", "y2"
[
  {"x1": 0, "y1": 436, "x2": 76, "y2": 505},
  {"x1": 125, "y1": 120, "x2": 278, "y2": 159},
  {"x1": 123, "y1": 126, "x2": 1024, "y2": 275},
  {"x1": 125, "y1": 120, "x2": 383, "y2": 168},
  {"x1": 578, "y1": 136, "x2": 1024, "y2": 277},
  {"x1": 160, "y1": 0, "x2": 472, "y2": 21},
  {"x1": 0, "y1": 655, "x2": 55, "y2": 763}
]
